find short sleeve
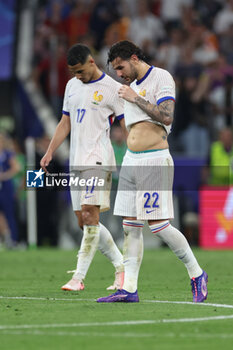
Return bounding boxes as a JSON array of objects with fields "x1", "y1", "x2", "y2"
[
  {"x1": 155, "y1": 70, "x2": 176, "y2": 105},
  {"x1": 62, "y1": 81, "x2": 70, "y2": 116},
  {"x1": 111, "y1": 84, "x2": 125, "y2": 120}
]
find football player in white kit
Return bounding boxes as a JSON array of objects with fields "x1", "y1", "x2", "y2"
[
  {"x1": 40, "y1": 44, "x2": 126, "y2": 291},
  {"x1": 97, "y1": 41, "x2": 208, "y2": 303}
]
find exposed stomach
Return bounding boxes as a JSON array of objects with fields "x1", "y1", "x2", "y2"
[{"x1": 127, "y1": 121, "x2": 169, "y2": 152}]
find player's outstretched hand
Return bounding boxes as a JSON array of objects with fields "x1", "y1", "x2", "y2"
[
  {"x1": 118, "y1": 85, "x2": 138, "y2": 103},
  {"x1": 40, "y1": 153, "x2": 52, "y2": 173}
]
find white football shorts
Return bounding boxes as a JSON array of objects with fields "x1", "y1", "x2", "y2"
[
  {"x1": 70, "y1": 168, "x2": 112, "y2": 212},
  {"x1": 114, "y1": 149, "x2": 174, "y2": 220}
]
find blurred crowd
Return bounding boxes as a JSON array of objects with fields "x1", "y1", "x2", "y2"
[
  {"x1": 1, "y1": 0, "x2": 233, "y2": 248},
  {"x1": 33, "y1": 0, "x2": 233, "y2": 158}
]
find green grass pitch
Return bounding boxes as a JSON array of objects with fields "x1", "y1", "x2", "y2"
[{"x1": 0, "y1": 247, "x2": 233, "y2": 350}]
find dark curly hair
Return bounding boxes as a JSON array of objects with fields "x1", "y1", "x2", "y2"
[{"x1": 107, "y1": 40, "x2": 146, "y2": 64}]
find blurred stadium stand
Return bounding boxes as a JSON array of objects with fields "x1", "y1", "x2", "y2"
[{"x1": 0, "y1": 0, "x2": 233, "y2": 248}]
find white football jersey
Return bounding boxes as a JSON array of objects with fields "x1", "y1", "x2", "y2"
[
  {"x1": 62, "y1": 73, "x2": 124, "y2": 169},
  {"x1": 124, "y1": 66, "x2": 176, "y2": 134}
]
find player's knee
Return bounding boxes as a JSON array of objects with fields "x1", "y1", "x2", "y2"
[
  {"x1": 81, "y1": 206, "x2": 98, "y2": 225},
  {"x1": 81, "y1": 209, "x2": 91, "y2": 225}
]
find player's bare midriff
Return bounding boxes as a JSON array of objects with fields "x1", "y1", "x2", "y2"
[{"x1": 127, "y1": 121, "x2": 169, "y2": 152}]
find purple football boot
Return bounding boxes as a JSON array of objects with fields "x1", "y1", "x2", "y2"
[
  {"x1": 191, "y1": 270, "x2": 208, "y2": 302},
  {"x1": 97, "y1": 289, "x2": 139, "y2": 303}
]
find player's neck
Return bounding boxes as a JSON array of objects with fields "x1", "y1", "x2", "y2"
[
  {"x1": 92, "y1": 67, "x2": 103, "y2": 81},
  {"x1": 137, "y1": 62, "x2": 151, "y2": 81}
]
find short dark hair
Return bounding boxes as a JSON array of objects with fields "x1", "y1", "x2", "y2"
[
  {"x1": 107, "y1": 40, "x2": 145, "y2": 64},
  {"x1": 67, "y1": 44, "x2": 91, "y2": 66}
]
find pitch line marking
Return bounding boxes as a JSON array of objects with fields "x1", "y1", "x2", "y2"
[
  {"x1": 2, "y1": 330, "x2": 233, "y2": 339},
  {"x1": 0, "y1": 320, "x2": 155, "y2": 330},
  {"x1": 1, "y1": 295, "x2": 233, "y2": 310},
  {"x1": 0, "y1": 315, "x2": 233, "y2": 331},
  {"x1": 0, "y1": 296, "x2": 94, "y2": 302},
  {"x1": 1, "y1": 330, "x2": 233, "y2": 339},
  {"x1": 144, "y1": 300, "x2": 233, "y2": 309},
  {"x1": 0, "y1": 330, "x2": 153, "y2": 337}
]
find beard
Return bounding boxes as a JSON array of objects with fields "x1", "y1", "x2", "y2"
[
  {"x1": 128, "y1": 62, "x2": 138, "y2": 83},
  {"x1": 122, "y1": 62, "x2": 138, "y2": 84}
]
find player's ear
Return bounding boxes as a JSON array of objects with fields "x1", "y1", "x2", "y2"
[
  {"x1": 89, "y1": 56, "x2": 95, "y2": 64},
  {"x1": 130, "y1": 54, "x2": 139, "y2": 63}
]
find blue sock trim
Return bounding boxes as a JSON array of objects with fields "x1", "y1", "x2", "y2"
[
  {"x1": 150, "y1": 221, "x2": 170, "y2": 233},
  {"x1": 123, "y1": 220, "x2": 144, "y2": 228}
]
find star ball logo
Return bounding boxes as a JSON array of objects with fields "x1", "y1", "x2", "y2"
[{"x1": 26, "y1": 169, "x2": 45, "y2": 188}]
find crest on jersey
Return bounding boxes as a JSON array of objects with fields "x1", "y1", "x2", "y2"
[
  {"x1": 92, "y1": 91, "x2": 103, "y2": 105},
  {"x1": 139, "y1": 89, "x2": 146, "y2": 97}
]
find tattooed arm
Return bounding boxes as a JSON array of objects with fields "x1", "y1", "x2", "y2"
[
  {"x1": 134, "y1": 96, "x2": 174, "y2": 126},
  {"x1": 118, "y1": 85, "x2": 174, "y2": 126}
]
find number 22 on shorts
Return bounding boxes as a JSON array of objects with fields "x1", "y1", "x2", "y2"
[{"x1": 144, "y1": 192, "x2": 159, "y2": 213}]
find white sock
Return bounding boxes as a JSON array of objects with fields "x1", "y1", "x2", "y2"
[
  {"x1": 149, "y1": 221, "x2": 202, "y2": 278},
  {"x1": 73, "y1": 225, "x2": 100, "y2": 281},
  {"x1": 122, "y1": 220, "x2": 144, "y2": 293},
  {"x1": 98, "y1": 223, "x2": 124, "y2": 272}
]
